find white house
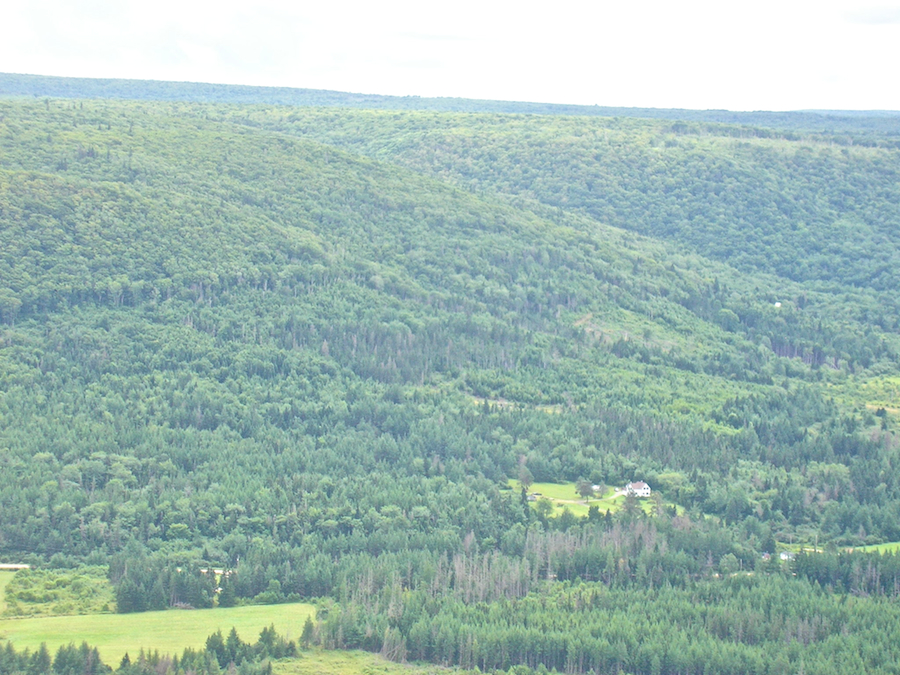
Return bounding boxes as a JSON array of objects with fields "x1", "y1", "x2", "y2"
[{"x1": 626, "y1": 481, "x2": 651, "y2": 497}]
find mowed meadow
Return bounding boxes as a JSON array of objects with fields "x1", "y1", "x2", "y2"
[{"x1": 0, "y1": 600, "x2": 314, "y2": 664}]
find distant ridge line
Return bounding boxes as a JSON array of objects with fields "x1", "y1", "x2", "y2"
[{"x1": 2, "y1": 72, "x2": 899, "y2": 135}]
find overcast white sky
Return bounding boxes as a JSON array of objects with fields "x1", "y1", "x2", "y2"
[{"x1": 2, "y1": 0, "x2": 899, "y2": 111}]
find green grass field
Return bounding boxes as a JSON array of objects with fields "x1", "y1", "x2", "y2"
[
  {"x1": 274, "y1": 650, "x2": 467, "y2": 675},
  {"x1": 509, "y1": 480, "x2": 651, "y2": 517},
  {"x1": 784, "y1": 541, "x2": 900, "y2": 554},
  {"x1": 518, "y1": 482, "x2": 587, "y2": 501},
  {"x1": 854, "y1": 541, "x2": 900, "y2": 554},
  {"x1": 0, "y1": 602, "x2": 314, "y2": 664}
]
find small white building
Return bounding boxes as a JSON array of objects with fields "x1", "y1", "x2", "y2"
[{"x1": 626, "y1": 481, "x2": 651, "y2": 497}]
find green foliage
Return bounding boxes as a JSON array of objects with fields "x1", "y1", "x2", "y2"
[
  {"x1": 0, "y1": 625, "x2": 293, "y2": 675},
  {"x1": 4, "y1": 72, "x2": 900, "y2": 136},
  {"x1": 318, "y1": 573, "x2": 900, "y2": 675},
  {"x1": 0, "y1": 641, "x2": 104, "y2": 675},
  {"x1": 242, "y1": 107, "x2": 900, "y2": 294},
  {"x1": 0, "y1": 602, "x2": 313, "y2": 666},
  {"x1": 2, "y1": 567, "x2": 114, "y2": 617},
  {"x1": 109, "y1": 555, "x2": 214, "y2": 612},
  {"x1": 0, "y1": 98, "x2": 897, "y2": 562},
  {"x1": 1, "y1": 94, "x2": 900, "y2": 673}
]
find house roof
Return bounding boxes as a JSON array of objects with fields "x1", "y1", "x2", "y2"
[{"x1": 629, "y1": 481, "x2": 649, "y2": 489}]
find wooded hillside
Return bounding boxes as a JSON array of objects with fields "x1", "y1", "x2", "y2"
[{"x1": 2, "y1": 91, "x2": 900, "y2": 674}]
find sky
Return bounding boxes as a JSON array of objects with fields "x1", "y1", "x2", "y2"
[{"x1": 2, "y1": 0, "x2": 899, "y2": 112}]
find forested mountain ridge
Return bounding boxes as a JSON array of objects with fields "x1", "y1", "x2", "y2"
[
  {"x1": 4, "y1": 100, "x2": 897, "y2": 407},
  {"x1": 1, "y1": 96, "x2": 898, "y2": 553},
  {"x1": 3, "y1": 95, "x2": 900, "y2": 674},
  {"x1": 4, "y1": 71, "x2": 900, "y2": 136},
  {"x1": 227, "y1": 108, "x2": 900, "y2": 290}
]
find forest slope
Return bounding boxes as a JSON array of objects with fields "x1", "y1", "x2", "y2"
[
  {"x1": 3, "y1": 95, "x2": 900, "y2": 675},
  {"x1": 0, "y1": 98, "x2": 898, "y2": 559},
  {"x1": 4, "y1": 72, "x2": 900, "y2": 136},
  {"x1": 228, "y1": 108, "x2": 900, "y2": 293}
]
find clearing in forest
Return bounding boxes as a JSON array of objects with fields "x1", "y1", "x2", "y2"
[
  {"x1": 0, "y1": 602, "x2": 314, "y2": 664},
  {"x1": 508, "y1": 480, "x2": 656, "y2": 517},
  {"x1": 853, "y1": 541, "x2": 900, "y2": 554},
  {"x1": 274, "y1": 649, "x2": 463, "y2": 675}
]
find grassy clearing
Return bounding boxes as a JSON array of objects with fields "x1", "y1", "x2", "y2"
[
  {"x1": 509, "y1": 480, "x2": 627, "y2": 516},
  {"x1": 274, "y1": 650, "x2": 468, "y2": 675},
  {"x1": 0, "y1": 602, "x2": 314, "y2": 665},
  {"x1": 854, "y1": 541, "x2": 900, "y2": 554},
  {"x1": 834, "y1": 375, "x2": 900, "y2": 418},
  {"x1": 519, "y1": 482, "x2": 584, "y2": 501},
  {"x1": 784, "y1": 541, "x2": 900, "y2": 554},
  {"x1": 508, "y1": 480, "x2": 681, "y2": 518}
]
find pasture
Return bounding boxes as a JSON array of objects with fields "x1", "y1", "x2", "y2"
[
  {"x1": 509, "y1": 480, "x2": 631, "y2": 517},
  {"x1": 0, "y1": 602, "x2": 315, "y2": 665},
  {"x1": 855, "y1": 541, "x2": 900, "y2": 554}
]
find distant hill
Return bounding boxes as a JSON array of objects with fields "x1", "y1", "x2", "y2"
[
  {"x1": 217, "y1": 107, "x2": 900, "y2": 303},
  {"x1": 3, "y1": 71, "x2": 900, "y2": 137}
]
